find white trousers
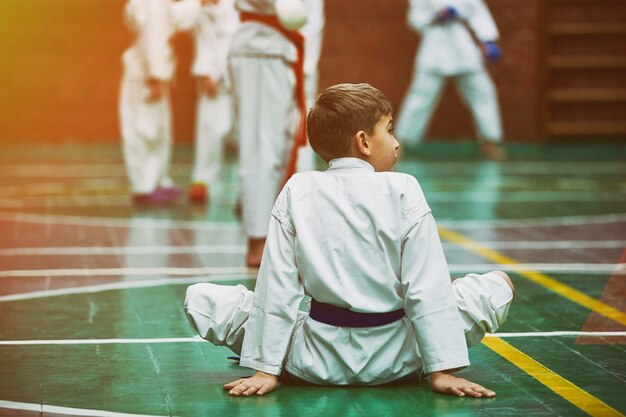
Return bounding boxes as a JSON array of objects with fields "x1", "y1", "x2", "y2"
[
  {"x1": 119, "y1": 79, "x2": 175, "y2": 194},
  {"x1": 396, "y1": 70, "x2": 503, "y2": 146},
  {"x1": 296, "y1": 71, "x2": 320, "y2": 173},
  {"x1": 184, "y1": 272, "x2": 513, "y2": 379},
  {"x1": 191, "y1": 85, "x2": 234, "y2": 185},
  {"x1": 229, "y1": 56, "x2": 298, "y2": 238}
]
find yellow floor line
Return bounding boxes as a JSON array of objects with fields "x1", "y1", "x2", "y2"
[
  {"x1": 483, "y1": 337, "x2": 624, "y2": 417},
  {"x1": 438, "y1": 227, "x2": 626, "y2": 327}
]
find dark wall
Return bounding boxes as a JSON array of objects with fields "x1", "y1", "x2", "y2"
[{"x1": 0, "y1": 0, "x2": 541, "y2": 143}]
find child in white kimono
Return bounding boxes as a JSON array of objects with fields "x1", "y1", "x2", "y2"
[
  {"x1": 188, "y1": 0, "x2": 239, "y2": 203},
  {"x1": 119, "y1": 0, "x2": 204, "y2": 205},
  {"x1": 395, "y1": 0, "x2": 506, "y2": 160},
  {"x1": 185, "y1": 83, "x2": 515, "y2": 397}
]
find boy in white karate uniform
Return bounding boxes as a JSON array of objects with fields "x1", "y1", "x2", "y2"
[
  {"x1": 185, "y1": 83, "x2": 515, "y2": 397},
  {"x1": 188, "y1": 0, "x2": 240, "y2": 203},
  {"x1": 396, "y1": 0, "x2": 506, "y2": 160},
  {"x1": 119, "y1": 0, "x2": 205, "y2": 205}
]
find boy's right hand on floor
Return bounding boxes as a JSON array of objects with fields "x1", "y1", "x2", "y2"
[
  {"x1": 224, "y1": 371, "x2": 280, "y2": 396},
  {"x1": 429, "y1": 371, "x2": 496, "y2": 398}
]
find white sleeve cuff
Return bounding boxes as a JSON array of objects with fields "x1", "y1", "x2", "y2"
[
  {"x1": 422, "y1": 359, "x2": 470, "y2": 375},
  {"x1": 239, "y1": 358, "x2": 282, "y2": 376}
]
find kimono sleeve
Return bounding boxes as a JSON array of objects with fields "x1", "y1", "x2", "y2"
[
  {"x1": 239, "y1": 187, "x2": 303, "y2": 375},
  {"x1": 406, "y1": 0, "x2": 436, "y2": 33},
  {"x1": 465, "y1": 0, "x2": 499, "y2": 41},
  {"x1": 140, "y1": 0, "x2": 173, "y2": 80},
  {"x1": 400, "y1": 178, "x2": 470, "y2": 374}
]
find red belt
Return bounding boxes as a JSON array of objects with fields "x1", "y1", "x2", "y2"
[{"x1": 239, "y1": 12, "x2": 307, "y2": 187}]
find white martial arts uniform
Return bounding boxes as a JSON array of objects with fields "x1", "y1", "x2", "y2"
[
  {"x1": 229, "y1": 0, "x2": 302, "y2": 238},
  {"x1": 185, "y1": 158, "x2": 513, "y2": 385},
  {"x1": 396, "y1": 0, "x2": 503, "y2": 146},
  {"x1": 190, "y1": 0, "x2": 240, "y2": 186},
  {"x1": 296, "y1": 0, "x2": 325, "y2": 173},
  {"x1": 119, "y1": 0, "x2": 201, "y2": 194}
]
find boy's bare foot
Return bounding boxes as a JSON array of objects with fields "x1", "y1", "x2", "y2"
[
  {"x1": 246, "y1": 237, "x2": 266, "y2": 268},
  {"x1": 480, "y1": 140, "x2": 507, "y2": 161},
  {"x1": 234, "y1": 199, "x2": 242, "y2": 220}
]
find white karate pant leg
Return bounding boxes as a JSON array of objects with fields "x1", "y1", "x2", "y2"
[
  {"x1": 454, "y1": 71, "x2": 503, "y2": 143},
  {"x1": 119, "y1": 79, "x2": 175, "y2": 194},
  {"x1": 185, "y1": 283, "x2": 254, "y2": 355},
  {"x1": 230, "y1": 56, "x2": 297, "y2": 238},
  {"x1": 296, "y1": 71, "x2": 319, "y2": 173},
  {"x1": 395, "y1": 71, "x2": 445, "y2": 146},
  {"x1": 453, "y1": 271, "x2": 513, "y2": 347},
  {"x1": 191, "y1": 86, "x2": 233, "y2": 184}
]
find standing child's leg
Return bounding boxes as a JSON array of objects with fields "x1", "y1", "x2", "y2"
[
  {"x1": 230, "y1": 56, "x2": 296, "y2": 267},
  {"x1": 452, "y1": 271, "x2": 515, "y2": 347}
]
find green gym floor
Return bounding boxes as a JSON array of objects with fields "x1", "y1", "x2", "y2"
[{"x1": 0, "y1": 142, "x2": 625, "y2": 417}]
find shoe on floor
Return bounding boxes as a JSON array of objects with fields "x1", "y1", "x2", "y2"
[
  {"x1": 132, "y1": 187, "x2": 183, "y2": 205},
  {"x1": 480, "y1": 140, "x2": 507, "y2": 161},
  {"x1": 188, "y1": 182, "x2": 209, "y2": 204}
]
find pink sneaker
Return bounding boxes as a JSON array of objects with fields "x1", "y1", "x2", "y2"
[{"x1": 132, "y1": 187, "x2": 183, "y2": 205}]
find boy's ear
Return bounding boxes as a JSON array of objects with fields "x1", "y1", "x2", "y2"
[{"x1": 354, "y1": 130, "x2": 371, "y2": 157}]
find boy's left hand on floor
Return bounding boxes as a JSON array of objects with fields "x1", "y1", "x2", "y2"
[{"x1": 224, "y1": 371, "x2": 280, "y2": 396}]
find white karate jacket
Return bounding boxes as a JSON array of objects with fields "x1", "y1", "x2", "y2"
[
  {"x1": 239, "y1": 158, "x2": 469, "y2": 385},
  {"x1": 231, "y1": 0, "x2": 298, "y2": 62},
  {"x1": 408, "y1": 0, "x2": 499, "y2": 75},
  {"x1": 191, "y1": 0, "x2": 240, "y2": 82},
  {"x1": 122, "y1": 0, "x2": 202, "y2": 81}
]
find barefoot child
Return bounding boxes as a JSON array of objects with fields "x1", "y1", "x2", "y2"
[{"x1": 185, "y1": 83, "x2": 515, "y2": 397}]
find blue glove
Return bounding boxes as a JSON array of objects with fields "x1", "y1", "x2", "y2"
[
  {"x1": 483, "y1": 41, "x2": 501, "y2": 62},
  {"x1": 434, "y1": 6, "x2": 458, "y2": 23}
]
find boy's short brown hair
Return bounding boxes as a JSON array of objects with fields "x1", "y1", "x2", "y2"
[{"x1": 307, "y1": 83, "x2": 393, "y2": 162}]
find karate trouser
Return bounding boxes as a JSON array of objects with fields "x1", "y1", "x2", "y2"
[
  {"x1": 229, "y1": 55, "x2": 298, "y2": 238},
  {"x1": 191, "y1": 85, "x2": 234, "y2": 185},
  {"x1": 119, "y1": 78, "x2": 175, "y2": 194},
  {"x1": 296, "y1": 71, "x2": 320, "y2": 173},
  {"x1": 184, "y1": 271, "x2": 513, "y2": 373},
  {"x1": 395, "y1": 70, "x2": 503, "y2": 146}
]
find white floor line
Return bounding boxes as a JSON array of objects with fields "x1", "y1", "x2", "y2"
[
  {"x1": 2, "y1": 160, "x2": 624, "y2": 176},
  {"x1": 0, "y1": 211, "x2": 242, "y2": 231},
  {"x1": 486, "y1": 331, "x2": 626, "y2": 338},
  {"x1": 1, "y1": 332, "x2": 624, "y2": 346},
  {"x1": 0, "y1": 337, "x2": 205, "y2": 345},
  {"x1": 2, "y1": 240, "x2": 623, "y2": 257},
  {"x1": 3, "y1": 211, "x2": 625, "y2": 231},
  {"x1": 444, "y1": 241, "x2": 626, "y2": 250},
  {"x1": 0, "y1": 275, "x2": 254, "y2": 303},
  {"x1": 426, "y1": 191, "x2": 626, "y2": 202},
  {"x1": 1, "y1": 192, "x2": 625, "y2": 208},
  {"x1": 0, "y1": 266, "x2": 253, "y2": 278},
  {"x1": 0, "y1": 400, "x2": 174, "y2": 417},
  {"x1": 439, "y1": 213, "x2": 626, "y2": 228},
  {"x1": 0, "y1": 263, "x2": 623, "y2": 279},
  {"x1": 0, "y1": 245, "x2": 246, "y2": 256}
]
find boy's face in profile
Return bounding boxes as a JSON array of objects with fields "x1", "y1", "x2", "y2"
[{"x1": 366, "y1": 114, "x2": 400, "y2": 172}]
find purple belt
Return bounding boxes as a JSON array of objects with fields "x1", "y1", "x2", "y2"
[{"x1": 309, "y1": 299, "x2": 405, "y2": 328}]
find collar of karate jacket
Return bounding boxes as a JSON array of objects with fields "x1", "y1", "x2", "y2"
[{"x1": 327, "y1": 158, "x2": 375, "y2": 172}]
